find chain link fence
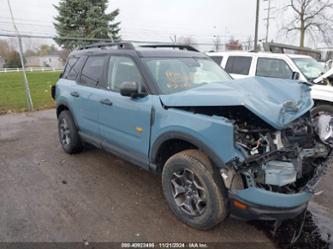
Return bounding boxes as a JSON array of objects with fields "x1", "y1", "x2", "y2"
[{"x1": 0, "y1": 35, "x2": 255, "y2": 114}]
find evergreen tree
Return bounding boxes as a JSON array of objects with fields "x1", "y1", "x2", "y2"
[{"x1": 54, "y1": 0, "x2": 120, "y2": 50}]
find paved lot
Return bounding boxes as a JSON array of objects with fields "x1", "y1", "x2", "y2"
[
  {"x1": 1, "y1": 110, "x2": 332, "y2": 247},
  {"x1": 0, "y1": 109, "x2": 276, "y2": 245}
]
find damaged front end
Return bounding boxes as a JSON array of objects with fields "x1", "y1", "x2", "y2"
[{"x1": 223, "y1": 109, "x2": 333, "y2": 220}]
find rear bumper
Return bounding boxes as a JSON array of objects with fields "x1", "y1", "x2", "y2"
[{"x1": 229, "y1": 187, "x2": 311, "y2": 221}]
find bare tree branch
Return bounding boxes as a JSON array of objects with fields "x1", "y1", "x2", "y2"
[{"x1": 281, "y1": 0, "x2": 333, "y2": 47}]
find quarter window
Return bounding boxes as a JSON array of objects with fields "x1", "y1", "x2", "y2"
[
  {"x1": 107, "y1": 56, "x2": 144, "y2": 92},
  {"x1": 225, "y1": 56, "x2": 252, "y2": 75},
  {"x1": 67, "y1": 56, "x2": 86, "y2": 80},
  {"x1": 80, "y1": 56, "x2": 107, "y2": 86},
  {"x1": 256, "y1": 58, "x2": 293, "y2": 79}
]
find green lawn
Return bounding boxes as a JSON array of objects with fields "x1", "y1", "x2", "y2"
[{"x1": 0, "y1": 71, "x2": 61, "y2": 113}]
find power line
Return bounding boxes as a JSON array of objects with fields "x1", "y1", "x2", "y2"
[{"x1": 0, "y1": 33, "x2": 114, "y2": 41}]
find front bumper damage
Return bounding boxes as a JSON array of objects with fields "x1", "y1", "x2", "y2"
[
  {"x1": 229, "y1": 188, "x2": 310, "y2": 220},
  {"x1": 223, "y1": 151, "x2": 331, "y2": 221}
]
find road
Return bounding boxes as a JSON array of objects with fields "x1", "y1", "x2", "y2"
[{"x1": 1, "y1": 109, "x2": 323, "y2": 247}]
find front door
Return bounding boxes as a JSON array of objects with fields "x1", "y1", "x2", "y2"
[{"x1": 99, "y1": 55, "x2": 152, "y2": 168}]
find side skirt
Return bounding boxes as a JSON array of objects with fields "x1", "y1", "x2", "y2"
[{"x1": 79, "y1": 131, "x2": 151, "y2": 172}]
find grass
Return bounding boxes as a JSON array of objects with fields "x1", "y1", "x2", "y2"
[{"x1": 0, "y1": 71, "x2": 61, "y2": 113}]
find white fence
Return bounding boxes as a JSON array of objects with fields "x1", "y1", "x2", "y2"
[{"x1": 0, "y1": 67, "x2": 64, "y2": 73}]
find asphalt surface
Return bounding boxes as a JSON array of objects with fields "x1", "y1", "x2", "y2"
[
  {"x1": 1, "y1": 109, "x2": 333, "y2": 247},
  {"x1": 0, "y1": 109, "x2": 277, "y2": 245}
]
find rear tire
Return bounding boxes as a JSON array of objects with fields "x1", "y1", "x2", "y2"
[
  {"x1": 162, "y1": 149, "x2": 228, "y2": 230},
  {"x1": 58, "y1": 110, "x2": 82, "y2": 154}
]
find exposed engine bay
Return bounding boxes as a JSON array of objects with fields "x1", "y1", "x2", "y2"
[
  {"x1": 224, "y1": 107, "x2": 333, "y2": 194},
  {"x1": 176, "y1": 105, "x2": 333, "y2": 194}
]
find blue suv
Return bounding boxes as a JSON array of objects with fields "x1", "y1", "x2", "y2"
[{"x1": 52, "y1": 42, "x2": 332, "y2": 230}]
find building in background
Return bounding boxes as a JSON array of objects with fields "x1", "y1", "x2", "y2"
[{"x1": 25, "y1": 51, "x2": 64, "y2": 68}]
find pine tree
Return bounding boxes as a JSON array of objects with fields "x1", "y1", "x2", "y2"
[{"x1": 54, "y1": 0, "x2": 120, "y2": 50}]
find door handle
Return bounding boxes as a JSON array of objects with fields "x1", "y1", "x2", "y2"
[
  {"x1": 70, "y1": 91, "x2": 80, "y2": 98},
  {"x1": 100, "y1": 99, "x2": 113, "y2": 106}
]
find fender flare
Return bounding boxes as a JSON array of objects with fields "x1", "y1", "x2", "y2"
[
  {"x1": 150, "y1": 131, "x2": 225, "y2": 168},
  {"x1": 56, "y1": 100, "x2": 79, "y2": 128}
]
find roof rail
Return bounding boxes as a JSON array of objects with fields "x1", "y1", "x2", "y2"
[
  {"x1": 139, "y1": 44, "x2": 199, "y2": 52},
  {"x1": 78, "y1": 42, "x2": 135, "y2": 50}
]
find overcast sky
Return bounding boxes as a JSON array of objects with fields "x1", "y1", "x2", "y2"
[{"x1": 0, "y1": 0, "x2": 315, "y2": 51}]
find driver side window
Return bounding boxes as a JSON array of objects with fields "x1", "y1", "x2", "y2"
[{"x1": 107, "y1": 56, "x2": 145, "y2": 92}]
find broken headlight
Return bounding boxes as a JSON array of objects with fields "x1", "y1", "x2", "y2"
[{"x1": 315, "y1": 114, "x2": 333, "y2": 147}]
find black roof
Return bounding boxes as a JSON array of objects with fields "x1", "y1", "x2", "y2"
[{"x1": 69, "y1": 42, "x2": 207, "y2": 58}]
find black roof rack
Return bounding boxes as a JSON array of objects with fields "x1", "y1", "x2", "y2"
[
  {"x1": 78, "y1": 42, "x2": 135, "y2": 50},
  {"x1": 139, "y1": 44, "x2": 199, "y2": 52},
  {"x1": 77, "y1": 42, "x2": 200, "y2": 53}
]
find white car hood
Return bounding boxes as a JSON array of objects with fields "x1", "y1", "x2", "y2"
[{"x1": 313, "y1": 68, "x2": 333, "y2": 84}]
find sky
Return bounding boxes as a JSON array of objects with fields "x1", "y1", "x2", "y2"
[{"x1": 0, "y1": 0, "x2": 317, "y2": 51}]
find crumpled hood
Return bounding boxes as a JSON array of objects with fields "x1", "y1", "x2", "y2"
[{"x1": 159, "y1": 77, "x2": 313, "y2": 130}]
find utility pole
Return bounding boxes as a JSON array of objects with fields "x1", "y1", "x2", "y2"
[
  {"x1": 7, "y1": 0, "x2": 33, "y2": 111},
  {"x1": 254, "y1": 0, "x2": 260, "y2": 51},
  {"x1": 263, "y1": 0, "x2": 274, "y2": 42}
]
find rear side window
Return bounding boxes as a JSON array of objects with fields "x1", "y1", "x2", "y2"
[
  {"x1": 62, "y1": 57, "x2": 78, "y2": 79},
  {"x1": 210, "y1": 56, "x2": 223, "y2": 65},
  {"x1": 80, "y1": 56, "x2": 107, "y2": 86},
  {"x1": 225, "y1": 56, "x2": 252, "y2": 75},
  {"x1": 256, "y1": 58, "x2": 293, "y2": 79}
]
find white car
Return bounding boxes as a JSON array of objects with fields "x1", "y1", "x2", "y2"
[{"x1": 207, "y1": 51, "x2": 333, "y2": 116}]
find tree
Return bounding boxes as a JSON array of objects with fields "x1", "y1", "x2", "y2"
[
  {"x1": 0, "y1": 39, "x2": 11, "y2": 58},
  {"x1": 54, "y1": 0, "x2": 121, "y2": 50},
  {"x1": 5, "y1": 50, "x2": 24, "y2": 68},
  {"x1": 226, "y1": 39, "x2": 243, "y2": 51},
  {"x1": 282, "y1": 0, "x2": 333, "y2": 47},
  {"x1": 37, "y1": 44, "x2": 57, "y2": 56},
  {"x1": 0, "y1": 40, "x2": 25, "y2": 68},
  {"x1": 24, "y1": 49, "x2": 37, "y2": 57},
  {"x1": 179, "y1": 36, "x2": 197, "y2": 47}
]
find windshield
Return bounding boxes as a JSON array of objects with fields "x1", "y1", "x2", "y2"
[
  {"x1": 292, "y1": 57, "x2": 326, "y2": 81},
  {"x1": 144, "y1": 57, "x2": 231, "y2": 94}
]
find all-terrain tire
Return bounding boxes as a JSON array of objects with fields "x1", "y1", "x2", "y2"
[
  {"x1": 162, "y1": 149, "x2": 228, "y2": 230},
  {"x1": 58, "y1": 110, "x2": 82, "y2": 154}
]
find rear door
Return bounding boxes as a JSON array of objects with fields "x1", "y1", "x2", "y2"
[
  {"x1": 98, "y1": 55, "x2": 152, "y2": 168},
  {"x1": 224, "y1": 56, "x2": 252, "y2": 79},
  {"x1": 74, "y1": 55, "x2": 108, "y2": 138}
]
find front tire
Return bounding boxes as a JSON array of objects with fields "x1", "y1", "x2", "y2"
[
  {"x1": 162, "y1": 149, "x2": 228, "y2": 230},
  {"x1": 58, "y1": 110, "x2": 82, "y2": 154}
]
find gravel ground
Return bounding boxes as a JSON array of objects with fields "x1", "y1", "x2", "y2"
[{"x1": 0, "y1": 109, "x2": 276, "y2": 247}]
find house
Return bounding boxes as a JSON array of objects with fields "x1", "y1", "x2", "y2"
[{"x1": 26, "y1": 51, "x2": 64, "y2": 68}]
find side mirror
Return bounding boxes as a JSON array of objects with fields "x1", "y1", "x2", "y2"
[
  {"x1": 326, "y1": 59, "x2": 333, "y2": 70},
  {"x1": 120, "y1": 81, "x2": 146, "y2": 98},
  {"x1": 291, "y1": 71, "x2": 300, "y2": 80}
]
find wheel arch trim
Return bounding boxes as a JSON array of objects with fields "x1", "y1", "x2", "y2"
[
  {"x1": 150, "y1": 131, "x2": 225, "y2": 169},
  {"x1": 56, "y1": 101, "x2": 79, "y2": 128}
]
